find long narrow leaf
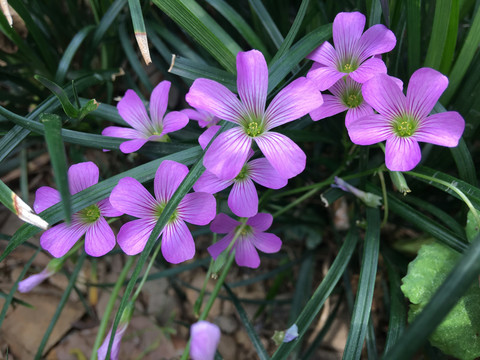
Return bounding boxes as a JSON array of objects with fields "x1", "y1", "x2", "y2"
[
  {"x1": 406, "y1": 0, "x2": 421, "y2": 75},
  {"x1": 271, "y1": 229, "x2": 359, "y2": 359},
  {"x1": 343, "y1": 207, "x2": 380, "y2": 360},
  {"x1": 248, "y1": 0, "x2": 284, "y2": 49},
  {"x1": 424, "y1": 0, "x2": 452, "y2": 70},
  {"x1": 128, "y1": 0, "x2": 151, "y2": 64}
]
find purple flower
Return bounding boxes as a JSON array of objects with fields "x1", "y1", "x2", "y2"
[
  {"x1": 190, "y1": 321, "x2": 221, "y2": 360},
  {"x1": 283, "y1": 324, "x2": 299, "y2": 343},
  {"x1": 181, "y1": 108, "x2": 220, "y2": 128},
  {"x1": 109, "y1": 160, "x2": 216, "y2": 263},
  {"x1": 194, "y1": 150, "x2": 287, "y2": 217},
  {"x1": 309, "y1": 76, "x2": 402, "y2": 126},
  {"x1": 97, "y1": 303, "x2": 133, "y2": 360},
  {"x1": 307, "y1": 12, "x2": 396, "y2": 91},
  {"x1": 208, "y1": 213, "x2": 282, "y2": 268},
  {"x1": 333, "y1": 177, "x2": 382, "y2": 207},
  {"x1": 34, "y1": 162, "x2": 123, "y2": 258},
  {"x1": 102, "y1": 80, "x2": 189, "y2": 153},
  {"x1": 347, "y1": 68, "x2": 465, "y2": 171},
  {"x1": 18, "y1": 267, "x2": 55, "y2": 293},
  {"x1": 186, "y1": 49, "x2": 323, "y2": 180}
]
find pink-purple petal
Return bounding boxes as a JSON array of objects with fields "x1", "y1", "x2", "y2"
[
  {"x1": 178, "y1": 192, "x2": 217, "y2": 225},
  {"x1": 97, "y1": 198, "x2": 123, "y2": 218},
  {"x1": 265, "y1": 77, "x2": 323, "y2": 129},
  {"x1": 119, "y1": 138, "x2": 148, "y2": 154},
  {"x1": 34, "y1": 186, "x2": 61, "y2": 213},
  {"x1": 333, "y1": 12, "x2": 365, "y2": 60},
  {"x1": 203, "y1": 127, "x2": 252, "y2": 180},
  {"x1": 199, "y1": 125, "x2": 221, "y2": 150},
  {"x1": 345, "y1": 102, "x2": 374, "y2": 127},
  {"x1": 161, "y1": 111, "x2": 189, "y2": 135},
  {"x1": 254, "y1": 132, "x2": 306, "y2": 179},
  {"x1": 361, "y1": 74, "x2": 406, "y2": 118},
  {"x1": 228, "y1": 179, "x2": 258, "y2": 217},
  {"x1": 347, "y1": 114, "x2": 392, "y2": 145},
  {"x1": 210, "y1": 213, "x2": 240, "y2": 234},
  {"x1": 18, "y1": 268, "x2": 55, "y2": 293},
  {"x1": 193, "y1": 170, "x2": 233, "y2": 194},
  {"x1": 246, "y1": 212, "x2": 273, "y2": 232},
  {"x1": 102, "y1": 126, "x2": 141, "y2": 139},
  {"x1": 161, "y1": 220, "x2": 195, "y2": 264},
  {"x1": 186, "y1": 79, "x2": 245, "y2": 124},
  {"x1": 207, "y1": 232, "x2": 234, "y2": 259},
  {"x1": 349, "y1": 57, "x2": 387, "y2": 84},
  {"x1": 406, "y1": 67, "x2": 449, "y2": 120},
  {"x1": 237, "y1": 50, "x2": 268, "y2": 117},
  {"x1": 413, "y1": 112, "x2": 465, "y2": 147},
  {"x1": 385, "y1": 136, "x2": 421, "y2": 171},
  {"x1": 40, "y1": 221, "x2": 87, "y2": 258},
  {"x1": 307, "y1": 41, "x2": 338, "y2": 68},
  {"x1": 68, "y1": 162, "x2": 99, "y2": 195},
  {"x1": 310, "y1": 94, "x2": 347, "y2": 121},
  {"x1": 251, "y1": 231, "x2": 282, "y2": 253},
  {"x1": 117, "y1": 89, "x2": 152, "y2": 134},
  {"x1": 357, "y1": 24, "x2": 396, "y2": 62},
  {"x1": 110, "y1": 177, "x2": 157, "y2": 218},
  {"x1": 97, "y1": 322, "x2": 128, "y2": 360},
  {"x1": 306, "y1": 65, "x2": 345, "y2": 91},
  {"x1": 190, "y1": 321, "x2": 221, "y2": 360},
  {"x1": 150, "y1": 80, "x2": 170, "y2": 129},
  {"x1": 154, "y1": 160, "x2": 189, "y2": 202},
  {"x1": 235, "y1": 237, "x2": 260, "y2": 268},
  {"x1": 84, "y1": 217, "x2": 116, "y2": 257},
  {"x1": 117, "y1": 218, "x2": 156, "y2": 255},
  {"x1": 248, "y1": 158, "x2": 288, "y2": 189}
]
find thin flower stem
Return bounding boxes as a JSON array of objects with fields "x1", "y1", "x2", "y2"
[
  {"x1": 378, "y1": 171, "x2": 389, "y2": 227},
  {"x1": 90, "y1": 255, "x2": 136, "y2": 360},
  {"x1": 132, "y1": 240, "x2": 163, "y2": 302},
  {"x1": 407, "y1": 171, "x2": 480, "y2": 228}
]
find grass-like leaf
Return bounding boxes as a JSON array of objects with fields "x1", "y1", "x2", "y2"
[
  {"x1": 424, "y1": 0, "x2": 452, "y2": 70},
  {"x1": 128, "y1": 0, "x2": 151, "y2": 65},
  {"x1": 248, "y1": 0, "x2": 284, "y2": 49},
  {"x1": 271, "y1": 229, "x2": 359, "y2": 359},
  {"x1": 40, "y1": 113, "x2": 71, "y2": 223},
  {"x1": 343, "y1": 207, "x2": 380, "y2": 360},
  {"x1": 406, "y1": 0, "x2": 421, "y2": 75}
]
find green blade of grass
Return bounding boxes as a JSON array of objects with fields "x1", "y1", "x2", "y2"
[
  {"x1": 206, "y1": 0, "x2": 269, "y2": 57},
  {"x1": 439, "y1": 0, "x2": 459, "y2": 74},
  {"x1": 40, "y1": 113, "x2": 71, "y2": 223},
  {"x1": 55, "y1": 25, "x2": 96, "y2": 84},
  {"x1": 271, "y1": 229, "x2": 359, "y2": 359},
  {"x1": 368, "y1": 0, "x2": 382, "y2": 26},
  {"x1": 343, "y1": 207, "x2": 380, "y2": 360},
  {"x1": 127, "y1": 0, "x2": 151, "y2": 64},
  {"x1": 35, "y1": 75, "x2": 80, "y2": 119},
  {"x1": 382, "y1": 233, "x2": 480, "y2": 360},
  {"x1": 34, "y1": 252, "x2": 86, "y2": 359},
  {"x1": 248, "y1": 0, "x2": 284, "y2": 49},
  {"x1": 424, "y1": 0, "x2": 452, "y2": 70},
  {"x1": 91, "y1": 0, "x2": 127, "y2": 48},
  {"x1": 0, "y1": 146, "x2": 203, "y2": 262},
  {"x1": 406, "y1": 0, "x2": 421, "y2": 75},
  {"x1": 271, "y1": 0, "x2": 310, "y2": 64},
  {"x1": 168, "y1": 56, "x2": 237, "y2": 92},
  {"x1": 152, "y1": 0, "x2": 240, "y2": 73},
  {"x1": 224, "y1": 284, "x2": 269, "y2": 360},
  {"x1": 441, "y1": 4, "x2": 480, "y2": 104},
  {"x1": 268, "y1": 23, "x2": 331, "y2": 93}
]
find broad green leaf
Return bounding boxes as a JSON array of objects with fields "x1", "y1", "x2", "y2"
[
  {"x1": 41, "y1": 113, "x2": 71, "y2": 223},
  {"x1": 401, "y1": 241, "x2": 480, "y2": 360},
  {"x1": 384, "y1": 233, "x2": 480, "y2": 360}
]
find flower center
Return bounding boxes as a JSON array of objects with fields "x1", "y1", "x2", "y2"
[
  {"x1": 79, "y1": 204, "x2": 101, "y2": 224},
  {"x1": 339, "y1": 59, "x2": 358, "y2": 73},
  {"x1": 235, "y1": 224, "x2": 252, "y2": 236},
  {"x1": 242, "y1": 114, "x2": 265, "y2": 138},
  {"x1": 154, "y1": 202, "x2": 178, "y2": 222},
  {"x1": 392, "y1": 115, "x2": 418, "y2": 137},
  {"x1": 342, "y1": 90, "x2": 363, "y2": 108},
  {"x1": 235, "y1": 164, "x2": 250, "y2": 181}
]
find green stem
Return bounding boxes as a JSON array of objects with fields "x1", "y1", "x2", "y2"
[
  {"x1": 378, "y1": 171, "x2": 389, "y2": 227},
  {"x1": 407, "y1": 170, "x2": 480, "y2": 228},
  {"x1": 90, "y1": 255, "x2": 136, "y2": 360},
  {"x1": 132, "y1": 240, "x2": 163, "y2": 302}
]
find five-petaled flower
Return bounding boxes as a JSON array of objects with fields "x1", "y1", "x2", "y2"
[
  {"x1": 109, "y1": 160, "x2": 216, "y2": 263},
  {"x1": 347, "y1": 68, "x2": 465, "y2": 171},
  {"x1": 307, "y1": 11, "x2": 396, "y2": 91},
  {"x1": 208, "y1": 213, "x2": 282, "y2": 268},
  {"x1": 102, "y1": 80, "x2": 189, "y2": 153},
  {"x1": 34, "y1": 162, "x2": 123, "y2": 258},
  {"x1": 186, "y1": 49, "x2": 323, "y2": 180}
]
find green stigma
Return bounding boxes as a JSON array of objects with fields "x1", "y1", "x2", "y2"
[
  {"x1": 154, "y1": 202, "x2": 178, "y2": 222},
  {"x1": 246, "y1": 120, "x2": 263, "y2": 137},
  {"x1": 393, "y1": 116, "x2": 418, "y2": 137},
  {"x1": 235, "y1": 165, "x2": 250, "y2": 181},
  {"x1": 79, "y1": 204, "x2": 101, "y2": 223},
  {"x1": 343, "y1": 92, "x2": 363, "y2": 108}
]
